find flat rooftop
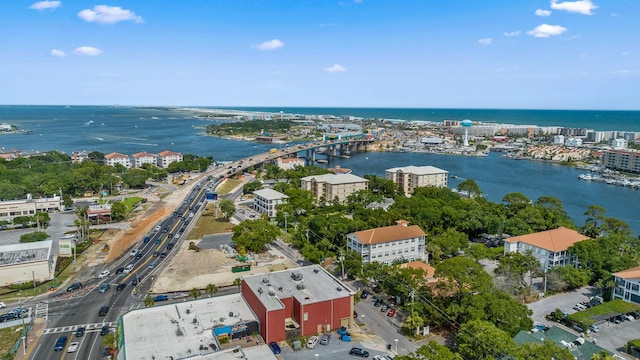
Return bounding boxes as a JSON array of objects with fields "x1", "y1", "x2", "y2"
[
  {"x1": 122, "y1": 293, "x2": 258, "y2": 360},
  {"x1": 190, "y1": 346, "x2": 278, "y2": 360},
  {"x1": 386, "y1": 165, "x2": 448, "y2": 175},
  {"x1": 243, "y1": 265, "x2": 355, "y2": 311},
  {"x1": 0, "y1": 240, "x2": 52, "y2": 267}
]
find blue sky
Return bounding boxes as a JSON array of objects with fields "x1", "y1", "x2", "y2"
[{"x1": 2, "y1": 0, "x2": 638, "y2": 109}]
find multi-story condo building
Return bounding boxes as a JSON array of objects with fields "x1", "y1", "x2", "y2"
[
  {"x1": 613, "y1": 266, "x2": 640, "y2": 305},
  {"x1": 385, "y1": 165, "x2": 448, "y2": 196},
  {"x1": 276, "y1": 157, "x2": 305, "y2": 170},
  {"x1": 157, "y1": 150, "x2": 183, "y2": 168},
  {"x1": 300, "y1": 173, "x2": 368, "y2": 203},
  {"x1": 104, "y1": 152, "x2": 131, "y2": 168},
  {"x1": 503, "y1": 227, "x2": 592, "y2": 270},
  {"x1": 602, "y1": 149, "x2": 640, "y2": 174},
  {"x1": 253, "y1": 189, "x2": 288, "y2": 218},
  {"x1": 132, "y1": 152, "x2": 158, "y2": 168},
  {"x1": 346, "y1": 220, "x2": 426, "y2": 264}
]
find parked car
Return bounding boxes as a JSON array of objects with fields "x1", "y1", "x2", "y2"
[
  {"x1": 98, "y1": 283, "x2": 110, "y2": 293},
  {"x1": 98, "y1": 270, "x2": 110, "y2": 279},
  {"x1": 98, "y1": 306, "x2": 109, "y2": 316},
  {"x1": 387, "y1": 308, "x2": 396, "y2": 317},
  {"x1": 307, "y1": 335, "x2": 319, "y2": 349},
  {"x1": 75, "y1": 327, "x2": 85, "y2": 337},
  {"x1": 360, "y1": 290, "x2": 368, "y2": 299},
  {"x1": 67, "y1": 282, "x2": 82, "y2": 292},
  {"x1": 66, "y1": 341, "x2": 79, "y2": 353},
  {"x1": 100, "y1": 325, "x2": 109, "y2": 336},
  {"x1": 173, "y1": 292, "x2": 188, "y2": 299},
  {"x1": 625, "y1": 314, "x2": 635, "y2": 321},
  {"x1": 373, "y1": 298, "x2": 382, "y2": 307},
  {"x1": 0, "y1": 302, "x2": 6, "y2": 309},
  {"x1": 268, "y1": 342, "x2": 281, "y2": 354},
  {"x1": 380, "y1": 304, "x2": 388, "y2": 312},
  {"x1": 320, "y1": 334, "x2": 331, "y2": 345},
  {"x1": 54, "y1": 336, "x2": 68, "y2": 351},
  {"x1": 589, "y1": 324, "x2": 600, "y2": 333},
  {"x1": 349, "y1": 347, "x2": 370, "y2": 357},
  {"x1": 152, "y1": 295, "x2": 168, "y2": 302}
]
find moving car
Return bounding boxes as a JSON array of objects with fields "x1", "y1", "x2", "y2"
[
  {"x1": 307, "y1": 335, "x2": 319, "y2": 349},
  {"x1": 67, "y1": 341, "x2": 79, "y2": 353},
  {"x1": 98, "y1": 306, "x2": 109, "y2": 316},
  {"x1": 75, "y1": 327, "x2": 85, "y2": 337},
  {"x1": 148, "y1": 261, "x2": 157, "y2": 269},
  {"x1": 115, "y1": 267, "x2": 125, "y2": 274},
  {"x1": 130, "y1": 249, "x2": 139, "y2": 257},
  {"x1": 268, "y1": 342, "x2": 281, "y2": 354},
  {"x1": 116, "y1": 283, "x2": 126, "y2": 291},
  {"x1": 98, "y1": 270, "x2": 110, "y2": 279},
  {"x1": 100, "y1": 325, "x2": 110, "y2": 336},
  {"x1": 67, "y1": 282, "x2": 82, "y2": 292},
  {"x1": 54, "y1": 336, "x2": 68, "y2": 351},
  {"x1": 349, "y1": 347, "x2": 370, "y2": 357},
  {"x1": 123, "y1": 264, "x2": 134, "y2": 274}
]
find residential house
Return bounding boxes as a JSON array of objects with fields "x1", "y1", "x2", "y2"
[
  {"x1": 385, "y1": 165, "x2": 448, "y2": 196},
  {"x1": 300, "y1": 173, "x2": 368, "y2": 203},
  {"x1": 346, "y1": 220, "x2": 427, "y2": 264}
]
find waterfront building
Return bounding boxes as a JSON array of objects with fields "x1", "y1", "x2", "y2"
[
  {"x1": 553, "y1": 135, "x2": 565, "y2": 145},
  {"x1": 611, "y1": 138, "x2": 628, "y2": 150},
  {"x1": 385, "y1": 165, "x2": 448, "y2": 196},
  {"x1": 300, "y1": 173, "x2": 368, "y2": 203},
  {"x1": 0, "y1": 194, "x2": 62, "y2": 222},
  {"x1": 132, "y1": 151, "x2": 158, "y2": 167},
  {"x1": 0, "y1": 240, "x2": 55, "y2": 286},
  {"x1": 275, "y1": 157, "x2": 304, "y2": 170},
  {"x1": 420, "y1": 137, "x2": 444, "y2": 146},
  {"x1": 560, "y1": 128, "x2": 591, "y2": 137},
  {"x1": 323, "y1": 131, "x2": 364, "y2": 141},
  {"x1": 252, "y1": 189, "x2": 288, "y2": 218},
  {"x1": 602, "y1": 149, "x2": 640, "y2": 174},
  {"x1": 241, "y1": 265, "x2": 354, "y2": 343},
  {"x1": 346, "y1": 220, "x2": 427, "y2": 264},
  {"x1": 503, "y1": 227, "x2": 592, "y2": 270},
  {"x1": 71, "y1": 151, "x2": 89, "y2": 163},
  {"x1": 157, "y1": 150, "x2": 183, "y2": 168},
  {"x1": 104, "y1": 152, "x2": 131, "y2": 168},
  {"x1": 612, "y1": 266, "x2": 640, "y2": 305},
  {"x1": 564, "y1": 137, "x2": 582, "y2": 147}
]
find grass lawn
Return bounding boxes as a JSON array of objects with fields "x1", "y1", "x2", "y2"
[
  {"x1": 567, "y1": 299, "x2": 640, "y2": 327},
  {"x1": 0, "y1": 326, "x2": 23, "y2": 358},
  {"x1": 122, "y1": 196, "x2": 144, "y2": 213},
  {"x1": 215, "y1": 179, "x2": 242, "y2": 195},
  {"x1": 187, "y1": 204, "x2": 233, "y2": 240}
]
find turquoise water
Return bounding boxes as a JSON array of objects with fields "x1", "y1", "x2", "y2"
[{"x1": 0, "y1": 105, "x2": 639, "y2": 235}]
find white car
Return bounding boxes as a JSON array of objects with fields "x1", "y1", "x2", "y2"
[
  {"x1": 130, "y1": 249, "x2": 139, "y2": 257},
  {"x1": 67, "y1": 341, "x2": 79, "y2": 353},
  {"x1": 306, "y1": 335, "x2": 318, "y2": 349},
  {"x1": 123, "y1": 264, "x2": 134, "y2": 274},
  {"x1": 98, "y1": 270, "x2": 110, "y2": 279},
  {"x1": 0, "y1": 302, "x2": 6, "y2": 309}
]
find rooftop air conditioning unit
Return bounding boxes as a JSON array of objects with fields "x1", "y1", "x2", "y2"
[
  {"x1": 336, "y1": 287, "x2": 342, "y2": 291},
  {"x1": 257, "y1": 287, "x2": 263, "y2": 294},
  {"x1": 313, "y1": 268, "x2": 320, "y2": 273},
  {"x1": 291, "y1": 272, "x2": 303, "y2": 281},
  {"x1": 262, "y1": 278, "x2": 269, "y2": 284},
  {"x1": 296, "y1": 283, "x2": 305, "y2": 290},
  {"x1": 278, "y1": 286, "x2": 283, "y2": 291},
  {"x1": 268, "y1": 289, "x2": 275, "y2": 296}
]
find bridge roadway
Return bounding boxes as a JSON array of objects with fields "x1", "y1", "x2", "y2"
[{"x1": 23, "y1": 141, "x2": 359, "y2": 359}]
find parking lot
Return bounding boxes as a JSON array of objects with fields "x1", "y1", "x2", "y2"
[
  {"x1": 278, "y1": 337, "x2": 393, "y2": 360},
  {"x1": 528, "y1": 286, "x2": 640, "y2": 357}
]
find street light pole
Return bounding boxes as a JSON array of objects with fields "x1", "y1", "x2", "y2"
[
  {"x1": 284, "y1": 212, "x2": 289, "y2": 243},
  {"x1": 394, "y1": 339, "x2": 398, "y2": 353}
]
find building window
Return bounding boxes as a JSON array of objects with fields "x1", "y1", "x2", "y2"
[{"x1": 303, "y1": 312, "x2": 308, "y2": 321}]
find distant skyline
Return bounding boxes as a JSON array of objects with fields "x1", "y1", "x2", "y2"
[{"x1": 2, "y1": 0, "x2": 639, "y2": 109}]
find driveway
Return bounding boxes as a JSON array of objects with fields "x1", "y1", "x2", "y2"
[{"x1": 528, "y1": 286, "x2": 600, "y2": 324}]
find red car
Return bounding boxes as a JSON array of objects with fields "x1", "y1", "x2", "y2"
[{"x1": 387, "y1": 308, "x2": 396, "y2": 317}]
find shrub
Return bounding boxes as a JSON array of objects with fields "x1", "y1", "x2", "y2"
[{"x1": 19, "y1": 231, "x2": 49, "y2": 243}]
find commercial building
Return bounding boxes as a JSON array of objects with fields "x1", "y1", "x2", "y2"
[
  {"x1": 503, "y1": 227, "x2": 592, "y2": 270},
  {"x1": 252, "y1": 189, "x2": 288, "y2": 218},
  {"x1": 612, "y1": 266, "x2": 640, "y2": 305},
  {"x1": 0, "y1": 240, "x2": 55, "y2": 286},
  {"x1": 602, "y1": 149, "x2": 640, "y2": 173},
  {"x1": 300, "y1": 173, "x2": 368, "y2": 203},
  {"x1": 131, "y1": 151, "x2": 158, "y2": 167},
  {"x1": 385, "y1": 165, "x2": 448, "y2": 196},
  {"x1": 241, "y1": 265, "x2": 355, "y2": 343},
  {"x1": 346, "y1": 220, "x2": 427, "y2": 264},
  {"x1": 275, "y1": 157, "x2": 304, "y2": 170},
  {"x1": 104, "y1": 152, "x2": 131, "y2": 168},
  {"x1": 0, "y1": 194, "x2": 62, "y2": 222},
  {"x1": 157, "y1": 150, "x2": 184, "y2": 168},
  {"x1": 513, "y1": 326, "x2": 612, "y2": 359}
]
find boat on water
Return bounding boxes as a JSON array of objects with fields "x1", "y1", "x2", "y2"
[
  {"x1": 316, "y1": 159, "x2": 328, "y2": 164},
  {"x1": 578, "y1": 174, "x2": 595, "y2": 181}
]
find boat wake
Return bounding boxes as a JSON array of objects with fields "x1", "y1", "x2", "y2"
[
  {"x1": 85, "y1": 120, "x2": 94, "y2": 126},
  {"x1": 95, "y1": 137, "x2": 104, "y2": 141}
]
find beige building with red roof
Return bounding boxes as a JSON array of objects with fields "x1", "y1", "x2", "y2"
[
  {"x1": 275, "y1": 157, "x2": 304, "y2": 170},
  {"x1": 346, "y1": 220, "x2": 426, "y2": 264},
  {"x1": 157, "y1": 150, "x2": 183, "y2": 168},
  {"x1": 613, "y1": 266, "x2": 640, "y2": 305},
  {"x1": 132, "y1": 151, "x2": 157, "y2": 168},
  {"x1": 104, "y1": 152, "x2": 131, "y2": 168},
  {"x1": 503, "y1": 227, "x2": 592, "y2": 270}
]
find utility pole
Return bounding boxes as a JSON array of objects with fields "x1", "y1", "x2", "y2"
[
  {"x1": 339, "y1": 251, "x2": 345, "y2": 280},
  {"x1": 409, "y1": 289, "x2": 416, "y2": 335},
  {"x1": 284, "y1": 212, "x2": 289, "y2": 243}
]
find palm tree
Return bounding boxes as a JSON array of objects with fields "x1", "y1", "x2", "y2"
[
  {"x1": 404, "y1": 314, "x2": 425, "y2": 336},
  {"x1": 189, "y1": 287, "x2": 201, "y2": 300},
  {"x1": 205, "y1": 283, "x2": 218, "y2": 297},
  {"x1": 233, "y1": 278, "x2": 242, "y2": 288},
  {"x1": 143, "y1": 296, "x2": 154, "y2": 307}
]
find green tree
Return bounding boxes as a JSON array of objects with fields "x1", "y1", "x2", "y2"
[
  {"x1": 189, "y1": 287, "x2": 201, "y2": 300},
  {"x1": 12, "y1": 215, "x2": 32, "y2": 228},
  {"x1": 62, "y1": 193, "x2": 73, "y2": 208},
  {"x1": 33, "y1": 211, "x2": 51, "y2": 229},
  {"x1": 495, "y1": 251, "x2": 540, "y2": 295},
  {"x1": 582, "y1": 205, "x2": 606, "y2": 238},
  {"x1": 395, "y1": 341, "x2": 462, "y2": 360},
  {"x1": 457, "y1": 179, "x2": 481, "y2": 198},
  {"x1": 233, "y1": 278, "x2": 242, "y2": 288},
  {"x1": 455, "y1": 320, "x2": 516, "y2": 360},
  {"x1": 219, "y1": 199, "x2": 236, "y2": 220},
  {"x1": 435, "y1": 257, "x2": 492, "y2": 302},
  {"x1": 205, "y1": 283, "x2": 218, "y2": 297},
  {"x1": 548, "y1": 266, "x2": 589, "y2": 290},
  {"x1": 502, "y1": 192, "x2": 531, "y2": 215},
  {"x1": 122, "y1": 168, "x2": 150, "y2": 188},
  {"x1": 404, "y1": 313, "x2": 424, "y2": 336},
  {"x1": 232, "y1": 219, "x2": 281, "y2": 253},
  {"x1": 19, "y1": 231, "x2": 50, "y2": 243},
  {"x1": 111, "y1": 201, "x2": 127, "y2": 221},
  {"x1": 515, "y1": 340, "x2": 574, "y2": 360},
  {"x1": 429, "y1": 228, "x2": 468, "y2": 259},
  {"x1": 591, "y1": 351, "x2": 617, "y2": 360},
  {"x1": 143, "y1": 296, "x2": 155, "y2": 307},
  {"x1": 243, "y1": 181, "x2": 262, "y2": 195}
]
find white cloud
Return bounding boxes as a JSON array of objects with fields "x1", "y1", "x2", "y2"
[
  {"x1": 527, "y1": 24, "x2": 567, "y2": 38},
  {"x1": 78, "y1": 5, "x2": 143, "y2": 24},
  {"x1": 478, "y1": 38, "x2": 493, "y2": 45},
  {"x1": 73, "y1": 46, "x2": 103, "y2": 56},
  {"x1": 254, "y1": 39, "x2": 284, "y2": 51},
  {"x1": 50, "y1": 49, "x2": 65, "y2": 57},
  {"x1": 550, "y1": 0, "x2": 597, "y2": 15},
  {"x1": 29, "y1": 1, "x2": 61, "y2": 10},
  {"x1": 324, "y1": 64, "x2": 346, "y2": 73},
  {"x1": 535, "y1": 9, "x2": 552, "y2": 16},
  {"x1": 503, "y1": 30, "x2": 521, "y2": 37}
]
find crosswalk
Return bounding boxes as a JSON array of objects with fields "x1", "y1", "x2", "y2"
[{"x1": 41, "y1": 321, "x2": 115, "y2": 335}]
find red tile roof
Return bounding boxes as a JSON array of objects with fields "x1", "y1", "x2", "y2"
[
  {"x1": 613, "y1": 265, "x2": 640, "y2": 280},
  {"x1": 104, "y1": 152, "x2": 128, "y2": 159},
  {"x1": 352, "y1": 222, "x2": 426, "y2": 245},
  {"x1": 158, "y1": 150, "x2": 181, "y2": 157},
  {"x1": 505, "y1": 226, "x2": 591, "y2": 252}
]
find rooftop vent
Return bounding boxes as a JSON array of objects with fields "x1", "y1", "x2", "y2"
[
  {"x1": 257, "y1": 287, "x2": 263, "y2": 294},
  {"x1": 262, "y1": 277, "x2": 269, "y2": 284},
  {"x1": 296, "y1": 283, "x2": 305, "y2": 290},
  {"x1": 268, "y1": 289, "x2": 275, "y2": 296},
  {"x1": 336, "y1": 287, "x2": 342, "y2": 291},
  {"x1": 229, "y1": 312, "x2": 234, "y2": 317},
  {"x1": 291, "y1": 272, "x2": 303, "y2": 281},
  {"x1": 278, "y1": 286, "x2": 283, "y2": 291},
  {"x1": 313, "y1": 268, "x2": 320, "y2": 273}
]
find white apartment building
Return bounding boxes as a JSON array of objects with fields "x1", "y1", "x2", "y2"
[
  {"x1": 276, "y1": 157, "x2": 305, "y2": 170},
  {"x1": 503, "y1": 227, "x2": 592, "y2": 270},
  {"x1": 132, "y1": 152, "x2": 158, "y2": 167},
  {"x1": 0, "y1": 194, "x2": 62, "y2": 222},
  {"x1": 157, "y1": 150, "x2": 183, "y2": 168},
  {"x1": 300, "y1": 173, "x2": 368, "y2": 203},
  {"x1": 385, "y1": 165, "x2": 448, "y2": 196},
  {"x1": 253, "y1": 189, "x2": 288, "y2": 218},
  {"x1": 553, "y1": 135, "x2": 565, "y2": 145},
  {"x1": 346, "y1": 220, "x2": 426, "y2": 264},
  {"x1": 104, "y1": 152, "x2": 131, "y2": 168},
  {"x1": 613, "y1": 266, "x2": 640, "y2": 305},
  {"x1": 612, "y1": 138, "x2": 628, "y2": 150}
]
